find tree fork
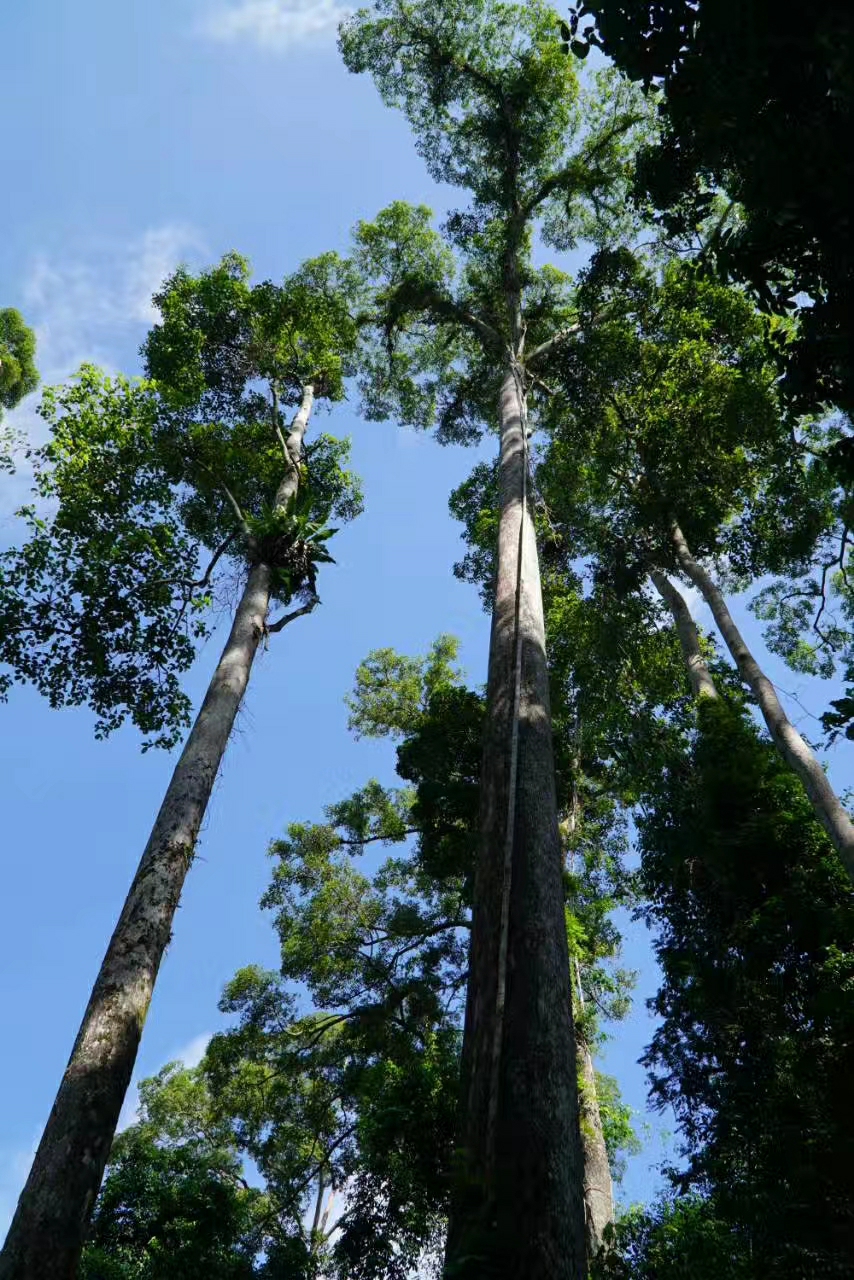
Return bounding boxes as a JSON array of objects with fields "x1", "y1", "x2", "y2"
[{"x1": 445, "y1": 365, "x2": 587, "y2": 1280}]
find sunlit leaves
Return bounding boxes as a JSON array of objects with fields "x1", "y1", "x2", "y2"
[
  {"x1": 0, "y1": 368, "x2": 202, "y2": 748},
  {"x1": 0, "y1": 252, "x2": 364, "y2": 747},
  {"x1": 0, "y1": 307, "x2": 38, "y2": 415}
]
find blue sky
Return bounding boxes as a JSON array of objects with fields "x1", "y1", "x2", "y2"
[{"x1": 2, "y1": 0, "x2": 853, "y2": 1236}]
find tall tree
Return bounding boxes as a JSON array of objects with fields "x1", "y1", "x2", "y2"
[
  {"x1": 0, "y1": 253, "x2": 362, "y2": 1280},
  {"x1": 539, "y1": 249, "x2": 854, "y2": 880},
  {"x1": 340, "y1": 3, "x2": 648, "y2": 1270},
  {"x1": 80, "y1": 637, "x2": 637, "y2": 1278}
]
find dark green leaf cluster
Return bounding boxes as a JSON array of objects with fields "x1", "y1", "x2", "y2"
[
  {"x1": 0, "y1": 307, "x2": 39, "y2": 474},
  {"x1": 80, "y1": 1067, "x2": 274, "y2": 1279},
  {"x1": 637, "y1": 699, "x2": 854, "y2": 1276},
  {"x1": 594, "y1": 1194, "x2": 752, "y2": 1280},
  {"x1": 541, "y1": 250, "x2": 795, "y2": 571},
  {"x1": 573, "y1": 0, "x2": 854, "y2": 416}
]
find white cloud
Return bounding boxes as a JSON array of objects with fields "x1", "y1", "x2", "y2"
[
  {"x1": 202, "y1": 0, "x2": 351, "y2": 49},
  {"x1": 1, "y1": 224, "x2": 202, "y2": 512},
  {"x1": 172, "y1": 1031, "x2": 214, "y2": 1070},
  {"x1": 21, "y1": 224, "x2": 202, "y2": 378}
]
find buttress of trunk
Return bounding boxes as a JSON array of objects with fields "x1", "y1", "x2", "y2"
[
  {"x1": 669, "y1": 519, "x2": 854, "y2": 884},
  {"x1": 649, "y1": 568, "x2": 719, "y2": 701},
  {"x1": 577, "y1": 1033, "x2": 615, "y2": 1263},
  {"x1": 445, "y1": 364, "x2": 587, "y2": 1280},
  {"x1": 0, "y1": 385, "x2": 316, "y2": 1280}
]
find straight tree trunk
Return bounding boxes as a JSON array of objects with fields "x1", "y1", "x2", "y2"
[
  {"x1": 445, "y1": 363, "x2": 587, "y2": 1280},
  {"x1": 669, "y1": 518, "x2": 854, "y2": 883},
  {"x1": 577, "y1": 1033, "x2": 615, "y2": 1263},
  {"x1": 649, "y1": 568, "x2": 719, "y2": 701},
  {"x1": 566, "y1": 767, "x2": 615, "y2": 1264},
  {"x1": 0, "y1": 385, "x2": 315, "y2": 1280}
]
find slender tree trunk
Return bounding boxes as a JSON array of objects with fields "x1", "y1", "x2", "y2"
[
  {"x1": 649, "y1": 568, "x2": 719, "y2": 701},
  {"x1": 445, "y1": 363, "x2": 587, "y2": 1280},
  {"x1": 669, "y1": 519, "x2": 854, "y2": 883},
  {"x1": 577, "y1": 1032, "x2": 615, "y2": 1263},
  {"x1": 0, "y1": 385, "x2": 315, "y2": 1280},
  {"x1": 566, "y1": 768, "x2": 614, "y2": 1264}
]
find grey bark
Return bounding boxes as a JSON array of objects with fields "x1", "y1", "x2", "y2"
[
  {"x1": 649, "y1": 568, "x2": 719, "y2": 701},
  {"x1": 445, "y1": 364, "x2": 587, "y2": 1280},
  {"x1": 577, "y1": 1034, "x2": 615, "y2": 1263},
  {"x1": 565, "y1": 773, "x2": 615, "y2": 1265},
  {"x1": 0, "y1": 385, "x2": 315, "y2": 1280},
  {"x1": 669, "y1": 518, "x2": 854, "y2": 884}
]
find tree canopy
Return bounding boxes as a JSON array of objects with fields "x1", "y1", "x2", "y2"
[
  {"x1": 571, "y1": 0, "x2": 854, "y2": 415},
  {"x1": 0, "y1": 256, "x2": 362, "y2": 748}
]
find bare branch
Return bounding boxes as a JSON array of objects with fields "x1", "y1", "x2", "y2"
[{"x1": 265, "y1": 596, "x2": 320, "y2": 635}]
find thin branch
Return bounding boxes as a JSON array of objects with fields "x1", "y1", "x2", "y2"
[
  {"x1": 398, "y1": 284, "x2": 502, "y2": 350},
  {"x1": 271, "y1": 382, "x2": 288, "y2": 462},
  {"x1": 522, "y1": 114, "x2": 646, "y2": 218},
  {"x1": 193, "y1": 532, "x2": 238, "y2": 590},
  {"x1": 195, "y1": 459, "x2": 255, "y2": 545},
  {"x1": 337, "y1": 827, "x2": 420, "y2": 849}
]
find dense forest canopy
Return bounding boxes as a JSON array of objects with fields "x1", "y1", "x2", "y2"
[{"x1": 0, "y1": 2, "x2": 852, "y2": 1278}]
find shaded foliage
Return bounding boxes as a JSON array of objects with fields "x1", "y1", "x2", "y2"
[
  {"x1": 637, "y1": 699, "x2": 854, "y2": 1276},
  {"x1": 572, "y1": 0, "x2": 854, "y2": 415}
]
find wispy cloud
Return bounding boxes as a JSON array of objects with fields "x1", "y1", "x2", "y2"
[
  {"x1": 201, "y1": 0, "x2": 351, "y2": 49},
  {"x1": 21, "y1": 224, "x2": 203, "y2": 377},
  {"x1": 1, "y1": 225, "x2": 202, "y2": 513}
]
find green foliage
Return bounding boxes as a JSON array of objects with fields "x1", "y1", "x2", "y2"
[
  {"x1": 143, "y1": 253, "x2": 363, "y2": 565},
  {"x1": 80, "y1": 1068, "x2": 272, "y2": 1279},
  {"x1": 594, "y1": 1195, "x2": 752, "y2": 1280},
  {"x1": 0, "y1": 308, "x2": 38, "y2": 475},
  {"x1": 0, "y1": 307, "x2": 38, "y2": 416},
  {"x1": 342, "y1": 0, "x2": 652, "y2": 444},
  {"x1": 144, "y1": 251, "x2": 359, "y2": 413},
  {"x1": 637, "y1": 698, "x2": 854, "y2": 1276},
  {"x1": 81, "y1": 635, "x2": 639, "y2": 1276},
  {"x1": 0, "y1": 253, "x2": 362, "y2": 747},
  {"x1": 541, "y1": 250, "x2": 801, "y2": 572},
  {"x1": 0, "y1": 369, "x2": 201, "y2": 748},
  {"x1": 574, "y1": 0, "x2": 854, "y2": 415},
  {"x1": 345, "y1": 633, "x2": 464, "y2": 738},
  {"x1": 342, "y1": 0, "x2": 582, "y2": 207},
  {"x1": 594, "y1": 1072, "x2": 641, "y2": 1184}
]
